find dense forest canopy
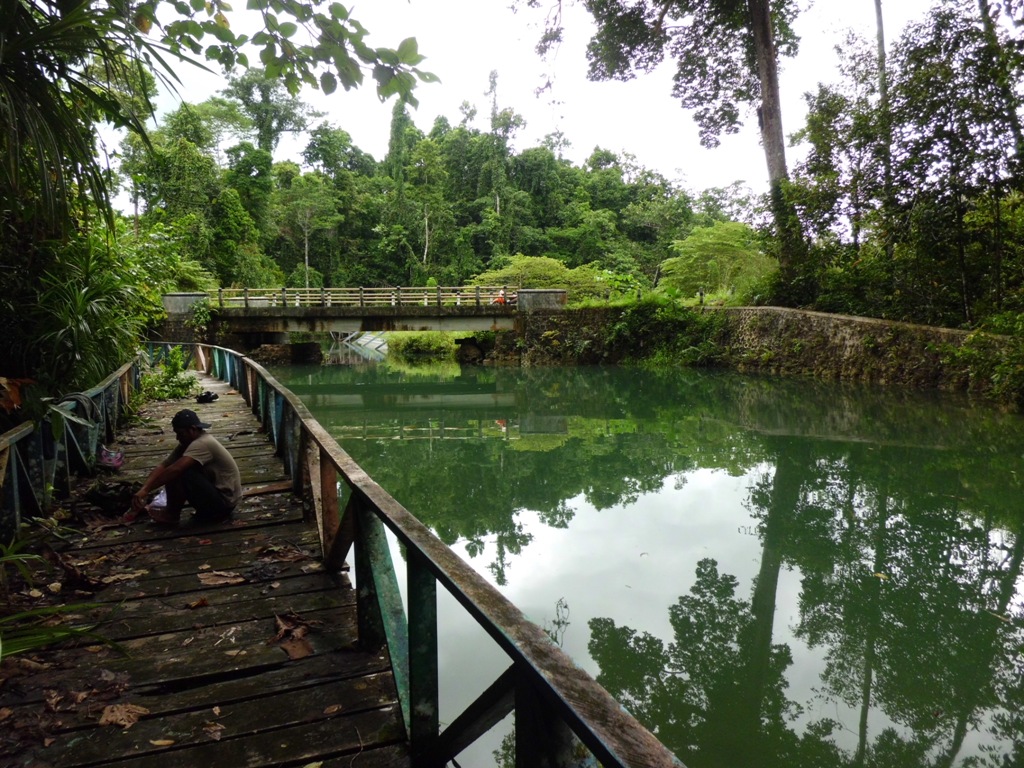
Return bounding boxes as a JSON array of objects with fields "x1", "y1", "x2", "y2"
[{"x1": 2, "y1": 0, "x2": 1024, "y2": 403}]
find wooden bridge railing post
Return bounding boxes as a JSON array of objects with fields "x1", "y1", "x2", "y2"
[
  {"x1": 354, "y1": 500, "x2": 386, "y2": 653},
  {"x1": 515, "y1": 675, "x2": 578, "y2": 767},
  {"x1": 408, "y1": 549, "x2": 439, "y2": 757},
  {"x1": 243, "y1": 287, "x2": 249, "y2": 308},
  {"x1": 475, "y1": 286, "x2": 481, "y2": 307},
  {"x1": 218, "y1": 287, "x2": 224, "y2": 309},
  {"x1": 354, "y1": 500, "x2": 411, "y2": 729}
]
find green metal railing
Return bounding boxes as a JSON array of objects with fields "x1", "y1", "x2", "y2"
[
  {"x1": 149, "y1": 341, "x2": 680, "y2": 768},
  {"x1": 0, "y1": 360, "x2": 140, "y2": 541}
]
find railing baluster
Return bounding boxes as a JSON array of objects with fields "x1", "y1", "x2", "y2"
[
  {"x1": 355, "y1": 500, "x2": 411, "y2": 730},
  {"x1": 408, "y1": 549, "x2": 439, "y2": 757},
  {"x1": 515, "y1": 674, "x2": 578, "y2": 768}
]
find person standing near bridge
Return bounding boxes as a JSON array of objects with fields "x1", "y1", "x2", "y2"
[{"x1": 129, "y1": 409, "x2": 242, "y2": 525}]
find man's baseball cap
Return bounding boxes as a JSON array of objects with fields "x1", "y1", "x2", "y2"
[{"x1": 172, "y1": 409, "x2": 211, "y2": 429}]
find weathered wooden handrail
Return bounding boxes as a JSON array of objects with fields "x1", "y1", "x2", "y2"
[
  {"x1": 212, "y1": 285, "x2": 511, "y2": 309},
  {"x1": 151, "y1": 340, "x2": 680, "y2": 768},
  {"x1": 0, "y1": 360, "x2": 140, "y2": 541}
]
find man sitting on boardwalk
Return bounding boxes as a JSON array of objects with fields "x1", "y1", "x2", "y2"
[{"x1": 130, "y1": 409, "x2": 242, "y2": 525}]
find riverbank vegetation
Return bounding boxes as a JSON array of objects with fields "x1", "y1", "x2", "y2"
[
  {"x1": 386, "y1": 331, "x2": 458, "y2": 362},
  {"x1": 3, "y1": 1, "x2": 1024, "y2": 414}
]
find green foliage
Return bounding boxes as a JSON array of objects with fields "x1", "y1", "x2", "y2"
[
  {"x1": 386, "y1": 332, "x2": 457, "y2": 362},
  {"x1": 29, "y1": 235, "x2": 148, "y2": 392},
  {"x1": 286, "y1": 265, "x2": 324, "y2": 289},
  {"x1": 0, "y1": 519, "x2": 101, "y2": 660},
  {"x1": 141, "y1": 347, "x2": 200, "y2": 400},
  {"x1": 606, "y1": 296, "x2": 729, "y2": 366},
  {"x1": 0, "y1": 603, "x2": 101, "y2": 661},
  {"x1": 469, "y1": 255, "x2": 632, "y2": 303},
  {"x1": 186, "y1": 300, "x2": 212, "y2": 338},
  {"x1": 660, "y1": 221, "x2": 776, "y2": 299},
  {"x1": 941, "y1": 330, "x2": 1024, "y2": 409}
]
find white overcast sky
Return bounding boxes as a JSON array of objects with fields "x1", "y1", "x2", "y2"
[{"x1": 145, "y1": 0, "x2": 934, "y2": 195}]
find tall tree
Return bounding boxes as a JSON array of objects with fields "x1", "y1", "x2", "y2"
[
  {"x1": 520, "y1": 0, "x2": 807, "y2": 294},
  {"x1": 276, "y1": 173, "x2": 343, "y2": 288},
  {"x1": 224, "y1": 141, "x2": 274, "y2": 235},
  {"x1": 220, "y1": 68, "x2": 319, "y2": 154},
  {"x1": 889, "y1": 2, "x2": 1021, "y2": 324}
]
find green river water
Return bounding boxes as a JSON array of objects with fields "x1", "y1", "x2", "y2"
[{"x1": 268, "y1": 361, "x2": 1024, "y2": 767}]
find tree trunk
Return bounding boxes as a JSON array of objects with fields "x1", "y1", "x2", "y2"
[
  {"x1": 423, "y1": 204, "x2": 430, "y2": 265},
  {"x1": 747, "y1": 0, "x2": 806, "y2": 289},
  {"x1": 874, "y1": 0, "x2": 895, "y2": 264}
]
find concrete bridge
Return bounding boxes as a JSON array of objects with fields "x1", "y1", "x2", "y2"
[{"x1": 164, "y1": 287, "x2": 567, "y2": 340}]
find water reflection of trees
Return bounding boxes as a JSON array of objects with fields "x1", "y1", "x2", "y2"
[
  {"x1": 277, "y1": 363, "x2": 1024, "y2": 760},
  {"x1": 588, "y1": 436, "x2": 1024, "y2": 766}
]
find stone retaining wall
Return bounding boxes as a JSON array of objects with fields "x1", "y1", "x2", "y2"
[{"x1": 495, "y1": 305, "x2": 1012, "y2": 401}]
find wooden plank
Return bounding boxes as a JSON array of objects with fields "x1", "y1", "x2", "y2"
[{"x1": 35, "y1": 674, "x2": 402, "y2": 768}]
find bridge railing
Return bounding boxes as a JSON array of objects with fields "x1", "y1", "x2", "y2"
[
  {"x1": 213, "y1": 286, "x2": 515, "y2": 309},
  {"x1": 0, "y1": 360, "x2": 140, "y2": 541},
  {"x1": 152, "y1": 340, "x2": 679, "y2": 768}
]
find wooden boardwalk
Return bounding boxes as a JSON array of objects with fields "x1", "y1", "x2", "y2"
[{"x1": 2, "y1": 375, "x2": 409, "y2": 768}]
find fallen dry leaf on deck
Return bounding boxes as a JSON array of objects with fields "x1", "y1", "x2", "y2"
[
  {"x1": 186, "y1": 597, "x2": 209, "y2": 609},
  {"x1": 323, "y1": 704, "x2": 343, "y2": 715},
  {"x1": 0, "y1": 707, "x2": 13, "y2": 722},
  {"x1": 101, "y1": 570, "x2": 148, "y2": 584},
  {"x1": 280, "y1": 637, "x2": 313, "y2": 660},
  {"x1": 258, "y1": 545, "x2": 310, "y2": 563},
  {"x1": 44, "y1": 690, "x2": 63, "y2": 712},
  {"x1": 224, "y1": 649, "x2": 246, "y2": 657},
  {"x1": 203, "y1": 721, "x2": 226, "y2": 740},
  {"x1": 197, "y1": 571, "x2": 246, "y2": 586},
  {"x1": 99, "y1": 703, "x2": 149, "y2": 729},
  {"x1": 150, "y1": 739, "x2": 175, "y2": 746},
  {"x1": 268, "y1": 611, "x2": 319, "y2": 659}
]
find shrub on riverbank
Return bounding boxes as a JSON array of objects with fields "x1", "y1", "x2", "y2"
[
  {"x1": 386, "y1": 332, "x2": 457, "y2": 362},
  {"x1": 606, "y1": 296, "x2": 730, "y2": 366}
]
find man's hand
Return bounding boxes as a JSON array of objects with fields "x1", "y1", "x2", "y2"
[{"x1": 131, "y1": 490, "x2": 148, "y2": 514}]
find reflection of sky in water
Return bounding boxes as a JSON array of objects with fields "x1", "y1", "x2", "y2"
[{"x1": 388, "y1": 463, "x2": 1013, "y2": 766}]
